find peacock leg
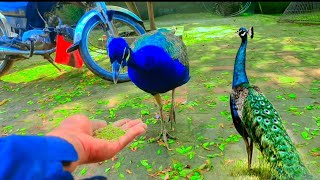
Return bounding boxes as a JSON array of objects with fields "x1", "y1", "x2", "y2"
[
  {"x1": 154, "y1": 94, "x2": 176, "y2": 150},
  {"x1": 242, "y1": 136, "x2": 253, "y2": 169},
  {"x1": 248, "y1": 138, "x2": 253, "y2": 170},
  {"x1": 169, "y1": 88, "x2": 176, "y2": 131}
]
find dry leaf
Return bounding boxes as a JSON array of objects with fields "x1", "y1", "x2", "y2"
[
  {"x1": 0, "y1": 99, "x2": 8, "y2": 106},
  {"x1": 219, "y1": 123, "x2": 224, "y2": 128},
  {"x1": 130, "y1": 147, "x2": 137, "y2": 152},
  {"x1": 225, "y1": 159, "x2": 234, "y2": 164},
  {"x1": 126, "y1": 169, "x2": 132, "y2": 174},
  {"x1": 111, "y1": 156, "x2": 117, "y2": 161}
]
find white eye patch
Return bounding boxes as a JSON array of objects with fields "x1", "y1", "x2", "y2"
[
  {"x1": 240, "y1": 31, "x2": 246, "y2": 37},
  {"x1": 122, "y1": 47, "x2": 127, "y2": 59},
  {"x1": 126, "y1": 49, "x2": 130, "y2": 61}
]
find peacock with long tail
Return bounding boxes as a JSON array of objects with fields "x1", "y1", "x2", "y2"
[
  {"x1": 229, "y1": 27, "x2": 313, "y2": 179},
  {"x1": 108, "y1": 29, "x2": 190, "y2": 149}
]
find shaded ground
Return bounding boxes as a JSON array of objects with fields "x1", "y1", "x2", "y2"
[{"x1": 1, "y1": 13, "x2": 319, "y2": 179}]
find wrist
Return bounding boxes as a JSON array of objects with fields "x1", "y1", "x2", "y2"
[{"x1": 47, "y1": 130, "x2": 87, "y2": 172}]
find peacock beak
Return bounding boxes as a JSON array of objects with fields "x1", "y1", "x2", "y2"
[{"x1": 112, "y1": 61, "x2": 121, "y2": 84}]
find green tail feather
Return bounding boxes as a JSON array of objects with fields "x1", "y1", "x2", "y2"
[{"x1": 242, "y1": 85, "x2": 312, "y2": 179}]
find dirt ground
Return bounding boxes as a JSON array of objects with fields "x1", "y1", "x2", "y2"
[{"x1": 1, "y1": 13, "x2": 319, "y2": 179}]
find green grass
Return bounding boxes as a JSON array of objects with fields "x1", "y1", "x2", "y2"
[
  {"x1": 279, "y1": 11, "x2": 320, "y2": 24},
  {"x1": 0, "y1": 12, "x2": 319, "y2": 179}
]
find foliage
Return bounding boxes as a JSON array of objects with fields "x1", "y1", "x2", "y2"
[{"x1": 56, "y1": 4, "x2": 85, "y2": 25}]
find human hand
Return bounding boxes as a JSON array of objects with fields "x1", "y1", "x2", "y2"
[{"x1": 47, "y1": 114, "x2": 147, "y2": 172}]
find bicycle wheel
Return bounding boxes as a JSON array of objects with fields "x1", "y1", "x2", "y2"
[
  {"x1": 79, "y1": 13, "x2": 146, "y2": 82},
  {"x1": 0, "y1": 21, "x2": 14, "y2": 77}
]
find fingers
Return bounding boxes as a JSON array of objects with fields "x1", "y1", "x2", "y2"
[
  {"x1": 91, "y1": 119, "x2": 107, "y2": 131},
  {"x1": 117, "y1": 122, "x2": 147, "y2": 150},
  {"x1": 84, "y1": 121, "x2": 147, "y2": 163},
  {"x1": 120, "y1": 119, "x2": 145, "y2": 131},
  {"x1": 61, "y1": 114, "x2": 90, "y2": 126},
  {"x1": 113, "y1": 119, "x2": 131, "y2": 127}
]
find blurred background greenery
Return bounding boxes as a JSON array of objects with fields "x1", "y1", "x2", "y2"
[{"x1": 56, "y1": 2, "x2": 291, "y2": 26}]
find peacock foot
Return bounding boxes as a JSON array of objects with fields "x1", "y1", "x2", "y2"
[{"x1": 156, "y1": 128, "x2": 176, "y2": 150}]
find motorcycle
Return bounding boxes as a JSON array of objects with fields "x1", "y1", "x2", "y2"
[{"x1": 0, "y1": 2, "x2": 146, "y2": 82}]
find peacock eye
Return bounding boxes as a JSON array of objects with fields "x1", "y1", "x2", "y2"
[{"x1": 264, "y1": 109, "x2": 270, "y2": 114}]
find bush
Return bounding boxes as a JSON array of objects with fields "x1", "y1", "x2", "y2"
[
  {"x1": 254, "y1": 2, "x2": 290, "y2": 14},
  {"x1": 56, "y1": 4, "x2": 85, "y2": 26},
  {"x1": 215, "y1": 2, "x2": 243, "y2": 16}
]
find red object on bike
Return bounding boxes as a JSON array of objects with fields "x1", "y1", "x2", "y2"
[{"x1": 55, "y1": 35, "x2": 84, "y2": 68}]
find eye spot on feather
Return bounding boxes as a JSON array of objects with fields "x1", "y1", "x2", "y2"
[
  {"x1": 272, "y1": 125, "x2": 278, "y2": 130},
  {"x1": 254, "y1": 109, "x2": 260, "y2": 114},
  {"x1": 264, "y1": 109, "x2": 270, "y2": 114},
  {"x1": 273, "y1": 119, "x2": 278, "y2": 124},
  {"x1": 256, "y1": 116, "x2": 263, "y2": 122},
  {"x1": 260, "y1": 101, "x2": 265, "y2": 106},
  {"x1": 265, "y1": 119, "x2": 270, "y2": 124}
]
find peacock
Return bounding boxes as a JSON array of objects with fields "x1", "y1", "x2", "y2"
[
  {"x1": 108, "y1": 29, "x2": 190, "y2": 149},
  {"x1": 229, "y1": 27, "x2": 313, "y2": 179}
]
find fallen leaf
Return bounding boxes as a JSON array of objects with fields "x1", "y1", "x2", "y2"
[
  {"x1": 111, "y1": 156, "x2": 118, "y2": 161},
  {"x1": 225, "y1": 159, "x2": 234, "y2": 164},
  {"x1": 219, "y1": 123, "x2": 224, "y2": 128},
  {"x1": 126, "y1": 169, "x2": 133, "y2": 174},
  {"x1": 0, "y1": 99, "x2": 9, "y2": 106},
  {"x1": 312, "y1": 152, "x2": 320, "y2": 156}
]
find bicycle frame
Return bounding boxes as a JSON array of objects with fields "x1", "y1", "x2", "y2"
[
  {"x1": 68, "y1": 2, "x2": 143, "y2": 53},
  {"x1": 95, "y1": 2, "x2": 117, "y2": 36}
]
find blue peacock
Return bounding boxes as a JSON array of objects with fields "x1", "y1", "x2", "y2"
[
  {"x1": 229, "y1": 27, "x2": 313, "y2": 179},
  {"x1": 108, "y1": 29, "x2": 190, "y2": 149}
]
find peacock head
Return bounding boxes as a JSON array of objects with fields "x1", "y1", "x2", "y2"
[
  {"x1": 107, "y1": 37, "x2": 131, "y2": 84},
  {"x1": 237, "y1": 27, "x2": 254, "y2": 40}
]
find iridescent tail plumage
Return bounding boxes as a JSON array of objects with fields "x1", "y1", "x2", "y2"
[{"x1": 241, "y1": 85, "x2": 312, "y2": 179}]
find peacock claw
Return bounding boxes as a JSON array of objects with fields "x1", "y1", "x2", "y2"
[{"x1": 156, "y1": 129, "x2": 176, "y2": 150}]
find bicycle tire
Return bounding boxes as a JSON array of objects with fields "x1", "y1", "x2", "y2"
[
  {"x1": 0, "y1": 20, "x2": 14, "y2": 77},
  {"x1": 79, "y1": 13, "x2": 146, "y2": 83}
]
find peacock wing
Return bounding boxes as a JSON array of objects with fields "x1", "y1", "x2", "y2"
[{"x1": 131, "y1": 29, "x2": 188, "y2": 67}]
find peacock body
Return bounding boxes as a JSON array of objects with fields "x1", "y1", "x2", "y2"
[
  {"x1": 230, "y1": 27, "x2": 312, "y2": 179},
  {"x1": 128, "y1": 29, "x2": 190, "y2": 94},
  {"x1": 108, "y1": 29, "x2": 190, "y2": 149}
]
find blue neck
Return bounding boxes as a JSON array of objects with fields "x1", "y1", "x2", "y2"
[{"x1": 232, "y1": 38, "x2": 249, "y2": 88}]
